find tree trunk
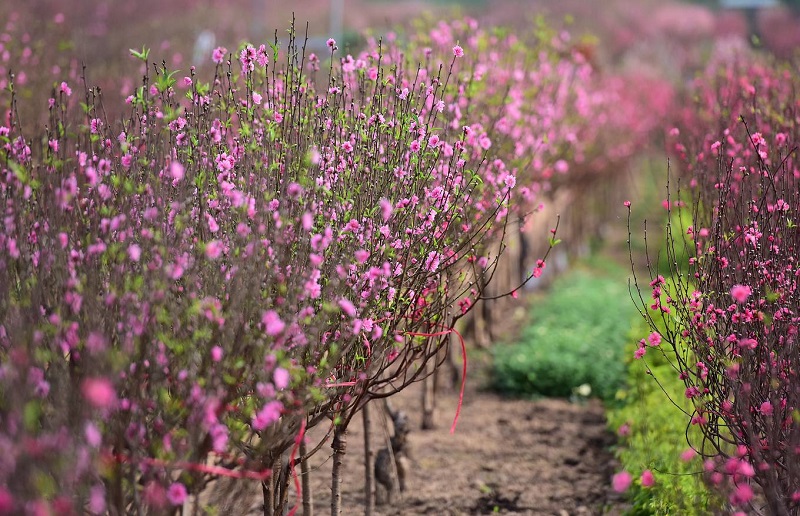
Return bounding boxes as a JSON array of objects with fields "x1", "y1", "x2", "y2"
[
  {"x1": 262, "y1": 460, "x2": 278, "y2": 516},
  {"x1": 764, "y1": 468, "x2": 790, "y2": 516},
  {"x1": 363, "y1": 404, "x2": 374, "y2": 516},
  {"x1": 301, "y1": 440, "x2": 313, "y2": 516},
  {"x1": 421, "y1": 354, "x2": 439, "y2": 430},
  {"x1": 330, "y1": 426, "x2": 347, "y2": 516},
  {"x1": 276, "y1": 456, "x2": 291, "y2": 515},
  {"x1": 262, "y1": 477, "x2": 274, "y2": 516}
]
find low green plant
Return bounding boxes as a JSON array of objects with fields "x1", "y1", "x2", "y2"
[{"x1": 491, "y1": 260, "x2": 636, "y2": 402}]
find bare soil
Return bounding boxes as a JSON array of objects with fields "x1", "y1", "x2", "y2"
[{"x1": 298, "y1": 384, "x2": 629, "y2": 516}]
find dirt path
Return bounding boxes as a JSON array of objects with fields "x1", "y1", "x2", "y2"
[{"x1": 300, "y1": 384, "x2": 628, "y2": 516}]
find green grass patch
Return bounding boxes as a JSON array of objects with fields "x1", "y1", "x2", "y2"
[{"x1": 491, "y1": 259, "x2": 637, "y2": 402}]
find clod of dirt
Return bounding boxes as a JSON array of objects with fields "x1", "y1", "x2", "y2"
[{"x1": 472, "y1": 490, "x2": 526, "y2": 513}]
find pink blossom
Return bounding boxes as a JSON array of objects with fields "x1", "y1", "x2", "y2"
[
  {"x1": 730, "y1": 284, "x2": 752, "y2": 304},
  {"x1": 85, "y1": 422, "x2": 102, "y2": 448},
  {"x1": 210, "y1": 423, "x2": 228, "y2": 453},
  {"x1": 623, "y1": 200, "x2": 631, "y2": 207},
  {"x1": 252, "y1": 400, "x2": 283, "y2": 430},
  {"x1": 737, "y1": 461, "x2": 755, "y2": 478},
  {"x1": 355, "y1": 249, "x2": 370, "y2": 263},
  {"x1": 738, "y1": 338, "x2": 758, "y2": 350},
  {"x1": 634, "y1": 347, "x2": 646, "y2": 359},
  {"x1": 255, "y1": 44, "x2": 269, "y2": 66},
  {"x1": 425, "y1": 251, "x2": 441, "y2": 272},
  {"x1": 759, "y1": 401, "x2": 773, "y2": 416},
  {"x1": 379, "y1": 198, "x2": 393, "y2": 222},
  {"x1": 215, "y1": 153, "x2": 234, "y2": 172},
  {"x1": 212, "y1": 46, "x2": 227, "y2": 64},
  {"x1": 128, "y1": 244, "x2": 141, "y2": 262},
  {"x1": 453, "y1": 45, "x2": 464, "y2": 57},
  {"x1": 680, "y1": 449, "x2": 697, "y2": 462},
  {"x1": 262, "y1": 310, "x2": 286, "y2": 336},
  {"x1": 86, "y1": 332, "x2": 107, "y2": 353},
  {"x1": 647, "y1": 332, "x2": 662, "y2": 347},
  {"x1": 302, "y1": 212, "x2": 314, "y2": 231},
  {"x1": 338, "y1": 298, "x2": 357, "y2": 318},
  {"x1": 640, "y1": 470, "x2": 655, "y2": 488},
  {"x1": 60, "y1": 81, "x2": 72, "y2": 96},
  {"x1": 612, "y1": 471, "x2": 632, "y2": 492},
  {"x1": 166, "y1": 482, "x2": 187, "y2": 506},
  {"x1": 143, "y1": 481, "x2": 167, "y2": 509},
  {"x1": 205, "y1": 240, "x2": 223, "y2": 260},
  {"x1": 240, "y1": 45, "x2": 256, "y2": 72},
  {"x1": 206, "y1": 214, "x2": 219, "y2": 233},
  {"x1": 81, "y1": 377, "x2": 116, "y2": 409},
  {"x1": 286, "y1": 182, "x2": 303, "y2": 198},
  {"x1": 88, "y1": 484, "x2": 105, "y2": 514},
  {"x1": 252, "y1": 91, "x2": 262, "y2": 105},
  {"x1": 211, "y1": 346, "x2": 223, "y2": 362},
  {"x1": 327, "y1": 38, "x2": 336, "y2": 50},
  {"x1": 169, "y1": 161, "x2": 185, "y2": 184},
  {"x1": 730, "y1": 483, "x2": 753, "y2": 505},
  {"x1": 273, "y1": 367, "x2": 290, "y2": 389},
  {"x1": 122, "y1": 154, "x2": 135, "y2": 170}
]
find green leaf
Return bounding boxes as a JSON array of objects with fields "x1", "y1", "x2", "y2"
[
  {"x1": 23, "y1": 400, "x2": 42, "y2": 431},
  {"x1": 129, "y1": 46, "x2": 150, "y2": 62},
  {"x1": 8, "y1": 161, "x2": 28, "y2": 184},
  {"x1": 156, "y1": 69, "x2": 180, "y2": 93},
  {"x1": 765, "y1": 286, "x2": 780, "y2": 303},
  {"x1": 269, "y1": 41, "x2": 280, "y2": 63}
]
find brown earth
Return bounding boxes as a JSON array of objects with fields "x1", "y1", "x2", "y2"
[{"x1": 296, "y1": 384, "x2": 630, "y2": 516}]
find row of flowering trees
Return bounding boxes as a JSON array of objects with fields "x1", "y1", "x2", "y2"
[
  {"x1": 632, "y1": 42, "x2": 800, "y2": 514},
  {"x1": 0, "y1": 12, "x2": 670, "y2": 514}
]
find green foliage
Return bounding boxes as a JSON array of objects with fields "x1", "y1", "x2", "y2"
[
  {"x1": 491, "y1": 260, "x2": 636, "y2": 402},
  {"x1": 607, "y1": 318, "x2": 724, "y2": 515}
]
